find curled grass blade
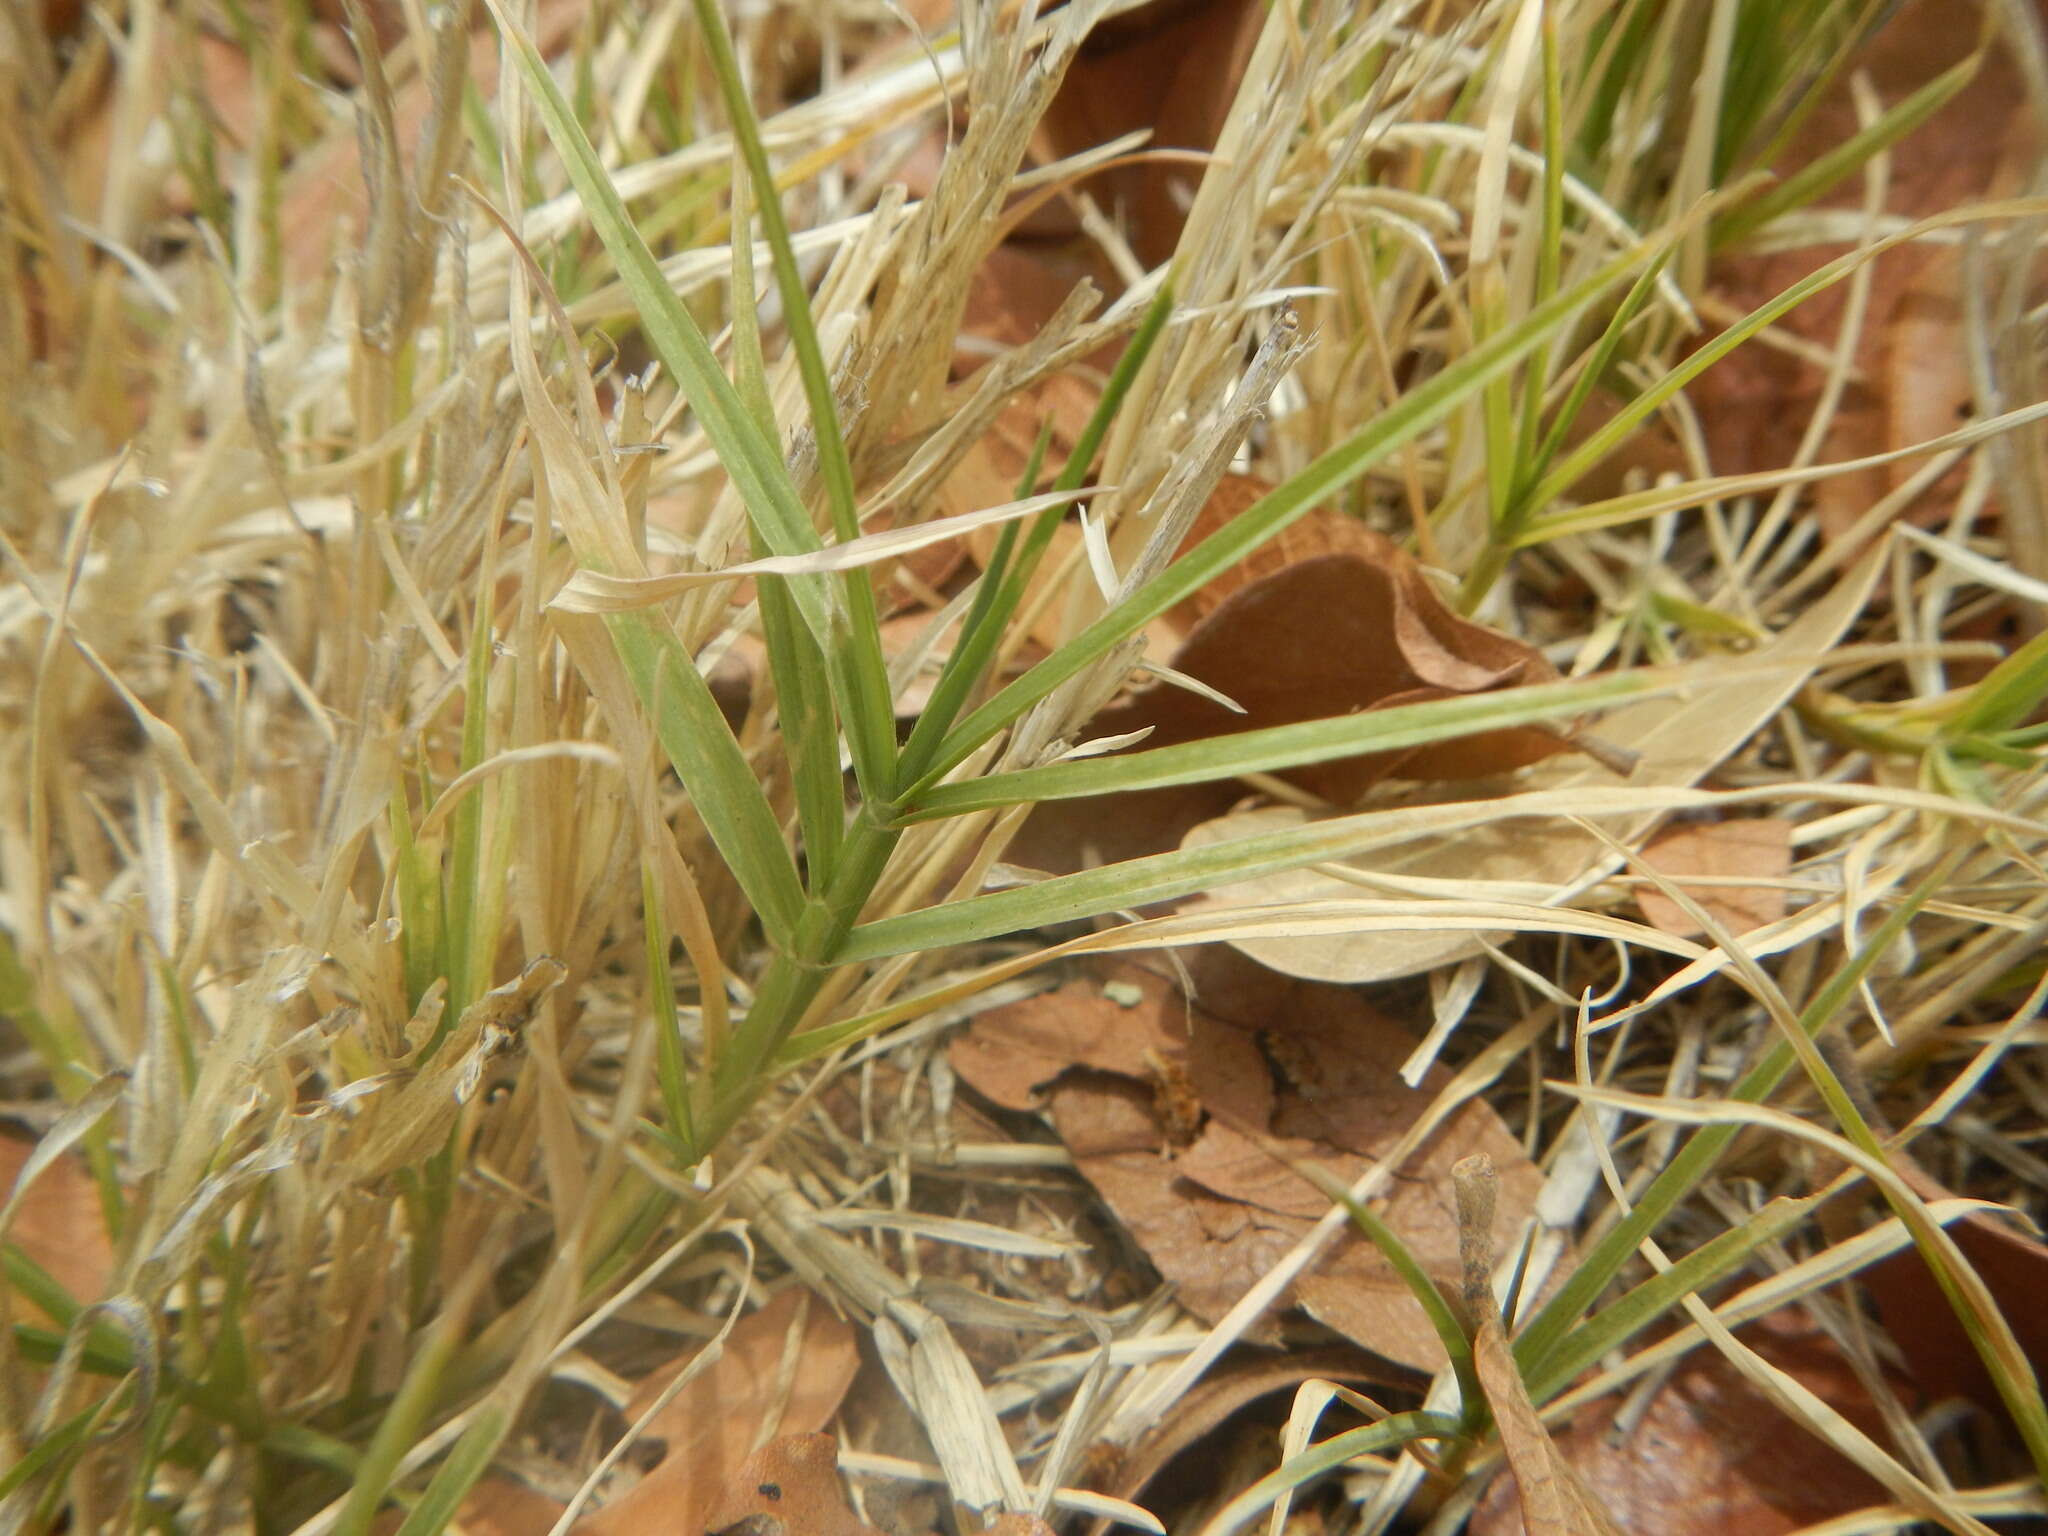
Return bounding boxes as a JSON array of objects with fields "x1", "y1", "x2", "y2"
[{"x1": 1510, "y1": 852, "x2": 1960, "y2": 1384}]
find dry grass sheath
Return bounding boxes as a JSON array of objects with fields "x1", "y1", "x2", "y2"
[{"x1": 3, "y1": 0, "x2": 2047, "y2": 1532}]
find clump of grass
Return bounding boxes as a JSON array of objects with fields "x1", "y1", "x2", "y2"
[{"x1": 2, "y1": 0, "x2": 2046, "y2": 1532}]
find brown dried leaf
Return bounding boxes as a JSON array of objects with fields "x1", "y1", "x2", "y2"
[
  {"x1": 948, "y1": 961, "x2": 1270, "y2": 1128},
  {"x1": 1457, "y1": 1156, "x2": 1625, "y2": 1536},
  {"x1": 1468, "y1": 1311, "x2": 1892, "y2": 1536},
  {"x1": 1634, "y1": 818, "x2": 1794, "y2": 938},
  {"x1": 1033, "y1": 0, "x2": 1266, "y2": 264},
  {"x1": 702, "y1": 1434, "x2": 882, "y2": 1536},
  {"x1": 1165, "y1": 476, "x2": 1386, "y2": 633},
  {"x1": 951, "y1": 955, "x2": 1543, "y2": 1371},
  {"x1": 1861, "y1": 1156, "x2": 2048, "y2": 1419},
  {"x1": 0, "y1": 1134, "x2": 116, "y2": 1316},
  {"x1": 1008, "y1": 537, "x2": 1567, "y2": 876},
  {"x1": 447, "y1": 1477, "x2": 568, "y2": 1536},
  {"x1": 1148, "y1": 542, "x2": 1567, "y2": 798},
  {"x1": 578, "y1": 1288, "x2": 859, "y2": 1536}
]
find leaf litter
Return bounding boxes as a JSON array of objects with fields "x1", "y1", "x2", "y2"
[{"x1": 950, "y1": 955, "x2": 1545, "y2": 1374}]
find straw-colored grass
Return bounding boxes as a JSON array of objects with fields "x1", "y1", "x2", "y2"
[{"x1": 3, "y1": 0, "x2": 2046, "y2": 1532}]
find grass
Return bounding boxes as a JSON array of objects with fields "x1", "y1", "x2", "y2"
[{"x1": 2, "y1": 0, "x2": 2046, "y2": 1531}]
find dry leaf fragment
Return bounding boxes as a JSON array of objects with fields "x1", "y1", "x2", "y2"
[
  {"x1": 1456, "y1": 1155, "x2": 1626, "y2": 1536},
  {"x1": 0, "y1": 1134, "x2": 116, "y2": 1315},
  {"x1": 1634, "y1": 818, "x2": 1795, "y2": 938},
  {"x1": 578, "y1": 1287, "x2": 860, "y2": 1536},
  {"x1": 703, "y1": 1434, "x2": 883, "y2": 1536},
  {"x1": 951, "y1": 956, "x2": 1543, "y2": 1371}
]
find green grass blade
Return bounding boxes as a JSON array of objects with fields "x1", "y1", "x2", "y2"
[
  {"x1": 474, "y1": 137, "x2": 811, "y2": 951},
  {"x1": 905, "y1": 668, "x2": 1656, "y2": 819},
  {"x1": 898, "y1": 286, "x2": 1176, "y2": 789},
  {"x1": 889, "y1": 425, "x2": 1048, "y2": 784},
  {"x1": 689, "y1": 0, "x2": 897, "y2": 797},
  {"x1": 845, "y1": 782, "x2": 1664, "y2": 963},
  {"x1": 759, "y1": 577, "x2": 848, "y2": 883},
  {"x1": 919, "y1": 231, "x2": 1676, "y2": 784},
  {"x1": 604, "y1": 617, "x2": 807, "y2": 947},
  {"x1": 727, "y1": 140, "x2": 846, "y2": 884},
  {"x1": 1943, "y1": 628, "x2": 2048, "y2": 740},
  {"x1": 1525, "y1": 197, "x2": 2048, "y2": 514},
  {"x1": 486, "y1": 0, "x2": 875, "y2": 738},
  {"x1": 642, "y1": 865, "x2": 698, "y2": 1161},
  {"x1": 1510, "y1": 853, "x2": 1958, "y2": 1383},
  {"x1": 388, "y1": 1401, "x2": 510, "y2": 1536},
  {"x1": 1304, "y1": 1163, "x2": 1478, "y2": 1412},
  {"x1": 1527, "y1": 1190, "x2": 1817, "y2": 1401},
  {"x1": 1716, "y1": 52, "x2": 1978, "y2": 249}
]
